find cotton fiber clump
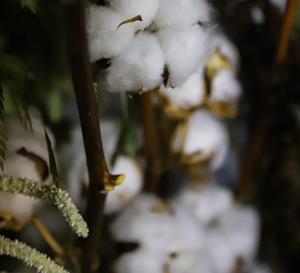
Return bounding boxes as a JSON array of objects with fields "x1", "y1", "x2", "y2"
[
  {"x1": 60, "y1": 120, "x2": 143, "y2": 215},
  {"x1": 111, "y1": 190, "x2": 261, "y2": 273},
  {"x1": 155, "y1": 0, "x2": 211, "y2": 28},
  {"x1": 106, "y1": 33, "x2": 164, "y2": 92},
  {"x1": 174, "y1": 183, "x2": 233, "y2": 225},
  {"x1": 87, "y1": 0, "x2": 215, "y2": 93},
  {"x1": 108, "y1": 0, "x2": 160, "y2": 30},
  {"x1": 210, "y1": 69, "x2": 241, "y2": 106},
  {"x1": 86, "y1": 6, "x2": 135, "y2": 62},
  {"x1": 111, "y1": 193, "x2": 214, "y2": 273},
  {"x1": 171, "y1": 109, "x2": 228, "y2": 170},
  {"x1": 206, "y1": 206, "x2": 260, "y2": 273},
  {"x1": 0, "y1": 115, "x2": 55, "y2": 224},
  {"x1": 159, "y1": 68, "x2": 206, "y2": 112},
  {"x1": 157, "y1": 25, "x2": 211, "y2": 87}
]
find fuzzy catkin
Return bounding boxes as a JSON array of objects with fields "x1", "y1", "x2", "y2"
[
  {"x1": 0, "y1": 176, "x2": 88, "y2": 238},
  {"x1": 0, "y1": 235, "x2": 68, "y2": 273}
]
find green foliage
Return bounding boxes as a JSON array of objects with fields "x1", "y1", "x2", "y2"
[
  {"x1": 44, "y1": 129, "x2": 59, "y2": 187},
  {"x1": 0, "y1": 235, "x2": 68, "y2": 273},
  {"x1": 15, "y1": 0, "x2": 38, "y2": 13},
  {"x1": 0, "y1": 52, "x2": 32, "y2": 131}
]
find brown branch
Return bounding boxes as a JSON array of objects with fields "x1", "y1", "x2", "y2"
[
  {"x1": 63, "y1": 0, "x2": 109, "y2": 272},
  {"x1": 141, "y1": 91, "x2": 162, "y2": 193},
  {"x1": 275, "y1": 0, "x2": 300, "y2": 65},
  {"x1": 235, "y1": 0, "x2": 299, "y2": 201}
]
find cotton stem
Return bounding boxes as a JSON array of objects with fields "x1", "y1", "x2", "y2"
[
  {"x1": 63, "y1": 0, "x2": 109, "y2": 272},
  {"x1": 141, "y1": 91, "x2": 162, "y2": 193}
]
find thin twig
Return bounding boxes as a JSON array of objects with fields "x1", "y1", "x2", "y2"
[
  {"x1": 235, "y1": 0, "x2": 299, "y2": 201},
  {"x1": 63, "y1": 0, "x2": 109, "y2": 272},
  {"x1": 141, "y1": 91, "x2": 162, "y2": 193}
]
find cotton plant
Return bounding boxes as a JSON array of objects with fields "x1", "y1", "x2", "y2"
[
  {"x1": 110, "y1": 193, "x2": 214, "y2": 273},
  {"x1": 60, "y1": 120, "x2": 143, "y2": 215},
  {"x1": 87, "y1": 0, "x2": 213, "y2": 93}
]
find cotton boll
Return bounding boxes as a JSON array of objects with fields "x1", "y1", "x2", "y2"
[
  {"x1": 155, "y1": 0, "x2": 211, "y2": 28},
  {"x1": 86, "y1": 5, "x2": 135, "y2": 62},
  {"x1": 157, "y1": 25, "x2": 211, "y2": 87},
  {"x1": 174, "y1": 183, "x2": 233, "y2": 225},
  {"x1": 114, "y1": 249, "x2": 168, "y2": 273},
  {"x1": 209, "y1": 69, "x2": 242, "y2": 112},
  {"x1": 108, "y1": 0, "x2": 160, "y2": 30},
  {"x1": 159, "y1": 68, "x2": 206, "y2": 111},
  {"x1": 106, "y1": 33, "x2": 164, "y2": 92},
  {"x1": 110, "y1": 193, "x2": 174, "y2": 250},
  {"x1": 207, "y1": 206, "x2": 260, "y2": 273},
  {"x1": 0, "y1": 156, "x2": 42, "y2": 222},
  {"x1": 103, "y1": 156, "x2": 143, "y2": 214},
  {"x1": 171, "y1": 110, "x2": 228, "y2": 170},
  {"x1": 211, "y1": 34, "x2": 239, "y2": 74}
]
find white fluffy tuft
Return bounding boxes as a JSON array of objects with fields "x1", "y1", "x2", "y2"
[
  {"x1": 210, "y1": 69, "x2": 241, "y2": 104},
  {"x1": 174, "y1": 183, "x2": 233, "y2": 225},
  {"x1": 155, "y1": 0, "x2": 211, "y2": 28},
  {"x1": 171, "y1": 110, "x2": 228, "y2": 170},
  {"x1": 108, "y1": 0, "x2": 160, "y2": 30},
  {"x1": 106, "y1": 33, "x2": 164, "y2": 92},
  {"x1": 159, "y1": 68, "x2": 206, "y2": 110},
  {"x1": 86, "y1": 5, "x2": 135, "y2": 62},
  {"x1": 157, "y1": 25, "x2": 211, "y2": 87}
]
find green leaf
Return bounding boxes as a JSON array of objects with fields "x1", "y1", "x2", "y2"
[
  {"x1": 44, "y1": 129, "x2": 59, "y2": 188},
  {"x1": 13, "y1": 0, "x2": 38, "y2": 13},
  {"x1": 0, "y1": 52, "x2": 33, "y2": 131}
]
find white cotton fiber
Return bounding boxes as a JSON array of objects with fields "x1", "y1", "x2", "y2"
[
  {"x1": 108, "y1": 0, "x2": 160, "y2": 30},
  {"x1": 174, "y1": 183, "x2": 233, "y2": 225},
  {"x1": 114, "y1": 249, "x2": 167, "y2": 273},
  {"x1": 4, "y1": 115, "x2": 55, "y2": 164},
  {"x1": 211, "y1": 34, "x2": 239, "y2": 73},
  {"x1": 106, "y1": 33, "x2": 164, "y2": 92},
  {"x1": 155, "y1": 0, "x2": 211, "y2": 28},
  {"x1": 159, "y1": 68, "x2": 206, "y2": 110},
  {"x1": 207, "y1": 206, "x2": 260, "y2": 273},
  {"x1": 157, "y1": 25, "x2": 211, "y2": 87},
  {"x1": 105, "y1": 156, "x2": 143, "y2": 214},
  {"x1": 61, "y1": 120, "x2": 143, "y2": 215},
  {"x1": 169, "y1": 251, "x2": 214, "y2": 273},
  {"x1": 210, "y1": 69, "x2": 241, "y2": 104},
  {"x1": 86, "y1": 5, "x2": 135, "y2": 62},
  {"x1": 0, "y1": 156, "x2": 41, "y2": 222},
  {"x1": 110, "y1": 193, "x2": 174, "y2": 251},
  {"x1": 171, "y1": 109, "x2": 228, "y2": 170}
]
